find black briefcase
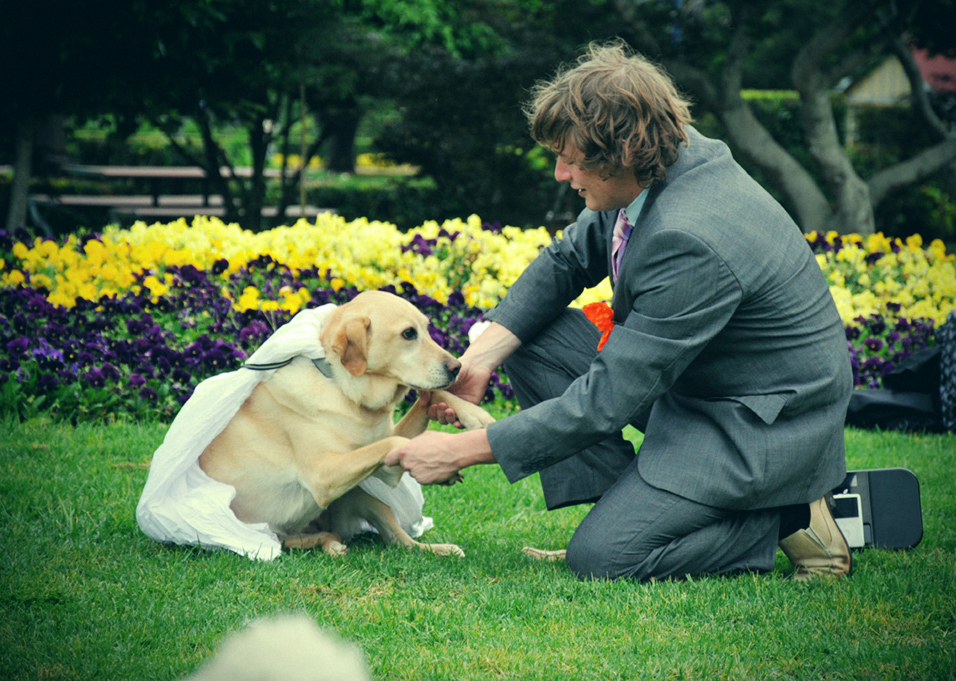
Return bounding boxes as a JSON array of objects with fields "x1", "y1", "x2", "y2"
[{"x1": 830, "y1": 468, "x2": 923, "y2": 550}]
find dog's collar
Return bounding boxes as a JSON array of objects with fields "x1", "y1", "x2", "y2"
[
  {"x1": 242, "y1": 356, "x2": 334, "y2": 379},
  {"x1": 311, "y1": 357, "x2": 334, "y2": 378}
]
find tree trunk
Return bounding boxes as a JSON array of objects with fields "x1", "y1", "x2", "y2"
[
  {"x1": 5, "y1": 118, "x2": 35, "y2": 234},
  {"x1": 802, "y1": 88, "x2": 875, "y2": 235},
  {"x1": 322, "y1": 102, "x2": 361, "y2": 174},
  {"x1": 274, "y1": 100, "x2": 332, "y2": 227},
  {"x1": 789, "y1": 4, "x2": 878, "y2": 236},
  {"x1": 195, "y1": 110, "x2": 241, "y2": 226},
  {"x1": 245, "y1": 112, "x2": 269, "y2": 232}
]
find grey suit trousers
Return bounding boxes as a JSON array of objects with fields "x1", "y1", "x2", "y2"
[{"x1": 504, "y1": 308, "x2": 782, "y2": 580}]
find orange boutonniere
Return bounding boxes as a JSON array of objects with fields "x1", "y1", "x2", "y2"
[{"x1": 583, "y1": 302, "x2": 614, "y2": 350}]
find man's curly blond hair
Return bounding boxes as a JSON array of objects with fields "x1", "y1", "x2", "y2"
[{"x1": 525, "y1": 41, "x2": 693, "y2": 187}]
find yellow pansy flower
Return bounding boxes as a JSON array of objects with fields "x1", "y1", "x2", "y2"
[{"x1": 5, "y1": 270, "x2": 25, "y2": 285}]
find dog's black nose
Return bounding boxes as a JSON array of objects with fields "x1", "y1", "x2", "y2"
[{"x1": 446, "y1": 358, "x2": 461, "y2": 379}]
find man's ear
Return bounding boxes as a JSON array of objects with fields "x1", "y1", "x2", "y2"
[{"x1": 331, "y1": 315, "x2": 370, "y2": 376}]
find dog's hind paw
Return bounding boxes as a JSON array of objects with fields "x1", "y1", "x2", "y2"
[
  {"x1": 283, "y1": 531, "x2": 347, "y2": 554},
  {"x1": 522, "y1": 546, "x2": 567, "y2": 562},
  {"x1": 418, "y1": 542, "x2": 465, "y2": 558}
]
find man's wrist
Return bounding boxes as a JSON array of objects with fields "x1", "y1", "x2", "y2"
[
  {"x1": 456, "y1": 428, "x2": 496, "y2": 468},
  {"x1": 462, "y1": 321, "x2": 521, "y2": 373}
]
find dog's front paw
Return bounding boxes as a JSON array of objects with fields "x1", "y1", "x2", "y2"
[
  {"x1": 430, "y1": 390, "x2": 496, "y2": 431},
  {"x1": 323, "y1": 539, "x2": 348, "y2": 557},
  {"x1": 456, "y1": 405, "x2": 496, "y2": 430}
]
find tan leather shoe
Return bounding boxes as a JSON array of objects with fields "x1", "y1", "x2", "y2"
[{"x1": 778, "y1": 496, "x2": 852, "y2": 582}]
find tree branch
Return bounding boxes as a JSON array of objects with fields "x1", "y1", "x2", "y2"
[
  {"x1": 889, "y1": 36, "x2": 951, "y2": 141},
  {"x1": 823, "y1": 35, "x2": 891, "y2": 89},
  {"x1": 791, "y1": 3, "x2": 870, "y2": 91},
  {"x1": 869, "y1": 137, "x2": 956, "y2": 205},
  {"x1": 719, "y1": 7, "x2": 749, "y2": 100},
  {"x1": 611, "y1": 0, "x2": 663, "y2": 57},
  {"x1": 195, "y1": 108, "x2": 238, "y2": 223},
  {"x1": 158, "y1": 123, "x2": 205, "y2": 169}
]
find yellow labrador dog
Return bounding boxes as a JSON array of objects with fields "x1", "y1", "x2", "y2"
[{"x1": 198, "y1": 290, "x2": 494, "y2": 557}]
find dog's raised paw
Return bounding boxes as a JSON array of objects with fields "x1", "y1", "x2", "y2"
[
  {"x1": 373, "y1": 463, "x2": 405, "y2": 487},
  {"x1": 457, "y1": 407, "x2": 496, "y2": 431}
]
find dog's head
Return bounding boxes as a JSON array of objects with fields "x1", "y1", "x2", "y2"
[{"x1": 320, "y1": 291, "x2": 461, "y2": 392}]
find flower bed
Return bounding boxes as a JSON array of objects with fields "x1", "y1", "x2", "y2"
[
  {"x1": 1, "y1": 217, "x2": 953, "y2": 423},
  {"x1": 806, "y1": 230, "x2": 954, "y2": 389}
]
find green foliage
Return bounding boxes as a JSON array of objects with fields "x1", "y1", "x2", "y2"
[
  {"x1": 910, "y1": 0, "x2": 956, "y2": 57},
  {"x1": 1, "y1": 418, "x2": 954, "y2": 679},
  {"x1": 67, "y1": 118, "x2": 252, "y2": 168},
  {"x1": 366, "y1": 0, "x2": 628, "y2": 228},
  {"x1": 306, "y1": 175, "x2": 445, "y2": 230},
  {"x1": 356, "y1": 0, "x2": 509, "y2": 58},
  {"x1": 374, "y1": 50, "x2": 563, "y2": 228},
  {"x1": 6, "y1": 0, "x2": 954, "y2": 236},
  {"x1": 876, "y1": 184, "x2": 956, "y2": 246}
]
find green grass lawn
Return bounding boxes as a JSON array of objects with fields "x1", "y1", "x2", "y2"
[{"x1": 1, "y1": 414, "x2": 954, "y2": 680}]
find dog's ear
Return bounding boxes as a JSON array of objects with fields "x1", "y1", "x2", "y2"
[{"x1": 332, "y1": 315, "x2": 370, "y2": 376}]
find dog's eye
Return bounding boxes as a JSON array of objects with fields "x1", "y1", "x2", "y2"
[{"x1": 401, "y1": 327, "x2": 418, "y2": 341}]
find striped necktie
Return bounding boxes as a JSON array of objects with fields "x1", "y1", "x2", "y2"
[{"x1": 611, "y1": 208, "x2": 633, "y2": 283}]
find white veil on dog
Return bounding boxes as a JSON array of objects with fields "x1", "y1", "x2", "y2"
[{"x1": 135, "y1": 303, "x2": 433, "y2": 561}]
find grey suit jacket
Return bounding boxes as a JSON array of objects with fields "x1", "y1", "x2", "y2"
[{"x1": 485, "y1": 127, "x2": 852, "y2": 510}]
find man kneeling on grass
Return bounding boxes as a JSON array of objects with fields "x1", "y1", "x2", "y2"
[{"x1": 386, "y1": 41, "x2": 853, "y2": 583}]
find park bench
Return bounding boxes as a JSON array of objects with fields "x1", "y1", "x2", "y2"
[{"x1": 26, "y1": 164, "x2": 333, "y2": 233}]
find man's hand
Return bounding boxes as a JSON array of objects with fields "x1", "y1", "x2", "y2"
[
  {"x1": 385, "y1": 429, "x2": 496, "y2": 485},
  {"x1": 426, "y1": 320, "x2": 519, "y2": 428},
  {"x1": 426, "y1": 364, "x2": 494, "y2": 427},
  {"x1": 384, "y1": 431, "x2": 465, "y2": 485},
  {"x1": 447, "y1": 364, "x2": 494, "y2": 406}
]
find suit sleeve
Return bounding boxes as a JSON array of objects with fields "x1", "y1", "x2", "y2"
[
  {"x1": 488, "y1": 228, "x2": 743, "y2": 483},
  {"x1": 484, "y1": 209, "x2": 613, "y2": 342}
]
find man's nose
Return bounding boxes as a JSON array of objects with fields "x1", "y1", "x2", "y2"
[{"x1": 554, "y1": 158, "x2": 571, "y2": 182}]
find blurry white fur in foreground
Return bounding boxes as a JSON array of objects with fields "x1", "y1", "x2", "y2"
[{"x1": 184, "y1": 615, "x2": 370, "y2": 681}]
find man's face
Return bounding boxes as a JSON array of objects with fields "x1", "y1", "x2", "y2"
[{"x1": 553, "y1": 141, "x2": 644, "y2": 212}]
